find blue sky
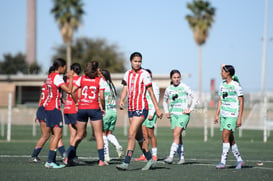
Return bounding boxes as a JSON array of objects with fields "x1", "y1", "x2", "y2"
[{"x1": 0, "y1": 0, "x2": 272, "y2": 92}]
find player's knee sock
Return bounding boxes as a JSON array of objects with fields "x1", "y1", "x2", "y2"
[
  {"x1": 67, "y1": 145, "x2": 76, "y2": 160},
  {"x1": 58, "y1": 145, "x2": 66, "y2": 158},
  {"x1": 142, "y1": 149, "x2": 152, "y2": 160},
  {"x1": 31, "y1": 147, "x2": 42, "y2": 157},
  {"x1": 124, "y1": 150, "x2": 133, "y2": 164},
  {"x1": 47, "y1": 150, "x2": 56, "y2": 163},
  {"x1": 231, "y1": 144, "x2": 243, "y2": 162},
  {"x1": 98, "y1": 148, "x2": 104, "y2": 161},
  {"x1": 152, "y1": 147, "x2": 157, "y2": 156},
  {"x1": 177, "y1": 144, "x2": 184, "y2": 160},
  {"x1": 107, "y1": 134, "x2": 121, "y2": 149},
  {"x1": 103, "y1": 136, "x2": 109, "y2": 157},
  {"x1": 169, "y1": 143, "x2": 178, "y2": 158},
  {"x1": 221, "y1": 143, "x2": 230, "y2": 165}
]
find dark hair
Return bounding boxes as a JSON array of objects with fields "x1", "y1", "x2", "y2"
[
  {"x1": 71, "y1": 63, "x2": 82, "y2": 75},
  {"x1": 85, "y1": 61, "x2": 99, "y2": 79},
  {"x1": 52, "y1": 58, "x2": 66, "y2": 70},
  {"x1": 101, "y1": 69, "x2": 117, "y2": 97},
  {"x1": 48, "y1": 66, "x2": 55, "y2": 75},
  {"x1": 130, "y1": 52, "x2": 142, "y2": 61},
  {"x1": 223, "y1": 65, "x2": 235, "y2": 76},
  {"x1": 145, "y1": 69, "x2": 152, "y2": 78},
  {"x1": 170, "y1": 69, "x2": 181, "y2": 85}
]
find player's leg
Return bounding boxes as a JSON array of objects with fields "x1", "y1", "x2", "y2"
[
  {"x1": 148, "y1": 127, "x2": 158, "y2": 161},
  {"x1": 164, "y1": 126, "x2": 182, "y2": 164},
  {"x1": 134, "y1": 125, "x2": 148, "y2": 161},
  {"x1": 216, "y1": 128, "x2": 231, "y2": 169},
  {"x1": 230, "y1": 132, "x2": 244, "y2": 169}
]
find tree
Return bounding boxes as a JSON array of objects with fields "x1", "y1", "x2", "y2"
[
  {"x1": 186, "y1": 0, "x2": 215, "y2": 101},
  {"x1": 51, "y1": 0, "x2": 84, "y2": 70},
  {"x1": 0, "y1": 53, "x2": 41, "y2": 74},
  {"x1": 52, "y1": 37, "x2": 126, "y2": 73}
]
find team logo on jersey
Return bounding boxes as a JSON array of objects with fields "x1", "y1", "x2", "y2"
[
  {"x1": 227, "y1": 124, "x2": 231, "y2": 128},
  {"x1": 135, "y1": 110, "x2": 143, "y2": 116}
]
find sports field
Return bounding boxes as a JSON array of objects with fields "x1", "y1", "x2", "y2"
[{"x1": 0, "y1": 126, "x2": 272, "y2": 181}]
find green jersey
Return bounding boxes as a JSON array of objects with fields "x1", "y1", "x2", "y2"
[
  {"x1": 163, "y1": 82, "x2": 197, "y2": 115},
  {"x1": 219, "y1": 80, "x2": 243, "y2": 118},
  {"x1": 104, "y1": 83, "x2": 116, "y2": 112}
]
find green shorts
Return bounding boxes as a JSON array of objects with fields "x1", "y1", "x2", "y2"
[
  {"x1": 142, "y1": 114, "x2": 157, "y2": 128},
  {"x1": 220, "y1": 116, "x2": 238, "y2": 132},
  {"x1": 103, "y1": 110, "x2": 117, "y2": 131},
  {"x1": 170, "y1": 114, "x2": 190, "y2": 130}
]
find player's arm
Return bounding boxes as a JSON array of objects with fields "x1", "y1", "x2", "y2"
[
  {"x1": 99, "y1": 89, "x2": 105, "y2": 112},
  {"x1": 60, "y1": 70, "x2": 73, "y2": 94},
  {"x1": 71, "y1": 85, "x2": 79, "y2": 104},
  {"x1": 119, "y1": 80, "x2": 127, "y2": 110},
  {"x1": 147, "y1": 85, "x2": 163, "y2": 119},
  {"x1": 237, "y1": 96, "x2": 244, "y2": 127},
  {"x1": 214, "y1": 97, "x2": 221, "y2": 124}
]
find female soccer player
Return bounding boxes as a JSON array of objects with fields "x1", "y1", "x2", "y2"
[
  {"x1": 100, "y1": 69, "x2": 123, "y2": 162},
  {"x1": 44, "y1": 58, "x2": 73, "y2": 169},
  {"x1": 163, "y1": 69, "x2": 197, "y2": 164},
  {"x1": 30, "y1": 66, "x2": 66, "y2": 163},
  {"x1": 134, "y1": 69, "x2": 160, "y2": 162},
  {"x1": 116, "y1": 52, "x2": 163, "y2": 171},
  {"x1": 214, "y1": 64, "x2": 245, "y2": 169},
  {"x1": 63, "y1": 63, "x2": 82, "y2": 164},
  {"x1": 66, "y1": 61, "x2": 108, "y2": 166}
]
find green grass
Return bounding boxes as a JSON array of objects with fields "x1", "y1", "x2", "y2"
[{"x1": 0, "y1": 126, "x2": 273, "y2": 181}]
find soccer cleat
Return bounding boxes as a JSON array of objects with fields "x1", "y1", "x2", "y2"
[
  {"x1": 164, "y1": 157, "x2": 173, "y2": 164},
  {"x1": 104, "y1": 155, "x2": 111, "y2": 162},
  {"x1": 29, "y1": 157, "x2": 41, "y2": 163},
  {"x1": 235, "y1": 161, "x2": 245, "y2": 169},
  {"x1": 152, "y1": 155, "x2": 158, "y2": 161},
  {"x1": 116, "y1": 162, "x2": 129, "y2": 171},
  {"x1": 177, "y1": 158, "x2": 185, "y2": 165},
  {"x1": 141, "y1": 159, "x2": 156, "y2": 171},
  {"x1": 116, "y1": 146, "x2": 124, "y2": 158},
  {"x1": 98, "y1": 160, "x2": 109, "y2": 166},
  {"x1": 134, "y1": 155, "x2": 147, "y2": 161},
  {"x1": 44, "y1": 162, "x2": 65, "y2": 169},
  {"x1": 216, "y1": 162, "x2": 226, "y2": 169}
]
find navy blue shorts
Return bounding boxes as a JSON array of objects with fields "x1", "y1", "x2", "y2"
[
  {"x1": 36, "y1": 106, "x2": 46, "y2": 123},
  {"x1": 128, "y1": 109, "x2": 148, "y2": 119},
  {"x1": 64, "y1": 113, "x2": 77, "y2": 125},
  {"x1": 77, "y1": 109, "x2": 103, "y2": 122},
  {"x1": 45, "y1": 109, "x2": 63, "y2": 128}
]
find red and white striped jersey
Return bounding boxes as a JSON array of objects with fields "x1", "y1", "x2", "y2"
[
  {"x1": 75, "y1": 75, "x2": 106, "y2": 109},
  {"x1": 63, "y1": 75, "x2": 80, "y2": 114},
  {"x1": 123, "y1": 68, "x2": 152, "y2": 111},
  {"x1": 44, "y1": 72, "x2": 65, "y2": 111}
]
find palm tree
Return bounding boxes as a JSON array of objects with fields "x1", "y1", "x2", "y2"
[
  {"x1": 51, "y1": 0, "x2": 84, "y2": 70},
  {"x1": 186, "y1": 0, "x2": 215, "y2": 101}
]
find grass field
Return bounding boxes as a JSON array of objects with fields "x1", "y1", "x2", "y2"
[{"x1": 0, "y1": 126, "x2": 273, "y2": 181}]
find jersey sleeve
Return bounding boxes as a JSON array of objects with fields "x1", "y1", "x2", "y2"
[
  {"x1": 75, "y1": 76, "x2": 82, "y2": 88},
  {"x1": 99, "y1": 78, "x2": 106, "y2": 90},
  {"x1": 163, "y1": 88, "x2": 170, "y2": 113},
  {"x1": 143, "y1": 71, "x2": 152, "y2": 87},
  {"x1": 183, "y1": 83, "x2": 198, "y2": 111},
  {"x1": 122, "y1": 71, "x2": 129, "y2": 86},
  {"x1": 235, "y1": 83, "x2": 243, "y2": 97},
  {"x1": 54, "y1": 74, "x2": 65, "y2": 87}
]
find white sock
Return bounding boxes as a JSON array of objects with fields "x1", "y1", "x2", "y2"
[
  {"x1": 152, "y1": 147, "x2": 157, "y2": 156},
  {"x1": 169, "y1": 143, "x2": 178, "y2": 158},
  {"x1": 103, "y1": 136, "x2": 109, "y2": 157},
  {"x1": 232, "y1": 144, "x2": 243, "y2": 162},
  {"x1": 221, "y1": 143, "x2": 230, "y2": 165},
  {"x1": 177, "y1": 144, "x2": 184, "y2": 160},
  {"x1": 107, "y1": 134, "x2": 121, "y2": 149}
]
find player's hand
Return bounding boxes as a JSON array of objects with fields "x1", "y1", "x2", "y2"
[
  {"x1": 214, "y1": 116, "x2": 219, "y2": 124},
  {"x1": 34, "y1": 117, "x2": 38, "y2": 123},
  {"x1": 166, "y1": 113, "x2": 171, "y2": 119},
  {"x1": 183, "y1": 109, "x2": 191, "y2": 114},
  {"x1": 156, "y1": 108, "x2": 163, "y2": 119},
  {"x1": 66, "y1": 70, "x2": 73, "y2": 78},
  {"x1": 237, "y1": 118, "x2": 242, "y2": 128},
  {"x1": 119, "y1": 101, "x2": 124, "y2": 110},
  {"x1": 148, "y1": 115, "x2": 153, "y2": 120}
]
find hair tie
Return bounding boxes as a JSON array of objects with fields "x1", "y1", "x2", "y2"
[{"x1": 232, "y1": 74, "x2": 240, "y2": 83}]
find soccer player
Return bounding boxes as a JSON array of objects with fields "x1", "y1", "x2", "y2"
[
  {"x1": 44, "y1": 58, "x2": 73, "y2": 169},
  {"x1": 214, "y1": 64, "x2": 245, "y2": 169},
  {"x1": 116, "y1": 52, "x2": 163, "y2": 171},
  {"x1": 30, "y1": 66, "x2": 66, "y2": 163},
  {"x1": 100, "y1": 69, "x2": 123, "y2": 162},
  {"x1": 63, "y1": 63, "x2": 82, "y2": 164},
  {"x1": 66, "y1": 61, "x2": 108, "y2": 166},
  {"x1": 163, "y1": 69, "x2": 197, "y2": 164},
  {"x1": 134, "y1": 69, "x2": 160, "y2": 162}
]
